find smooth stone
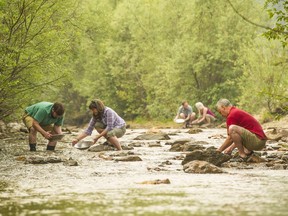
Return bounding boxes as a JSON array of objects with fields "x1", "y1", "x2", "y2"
[
  {"x1": 182, "y1": 149, "x2": 231, "y2": 166},
  {"x1": 63, "y1": 158, "x2": 78, "y2": 166},
  {"x1": 187, "y1": 128, "x2": 203, "y2": 134},
  {"x1": 134, "y1": 133, "x2": 170, "y2": 140},
  {"x1": 114, "y1": 155, "x2": 142, "y2": 162},
  {"x1": 183, "y1": 160, "x2": 224, "y2": 174},
  {"x1": 88, "y1": 144, "x2": 114, "y2": 152},
  {"x1": 148, "y1": 142, "x2": 162, "y2": 147},
  {"x1": 138, "y1": 179, "x2": 171, "y2": 184},
  {"x1": 247, "y1": 155, "x2": 267, "y2": 163}
]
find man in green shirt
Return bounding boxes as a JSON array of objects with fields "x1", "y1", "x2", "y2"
[{"x1": 22, "y1": 102, "x2": 65, "y2": 151}]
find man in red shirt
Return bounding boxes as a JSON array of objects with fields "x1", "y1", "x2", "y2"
[{"x1": 216, "y1": 99, "x2": 267, "y2": 158}]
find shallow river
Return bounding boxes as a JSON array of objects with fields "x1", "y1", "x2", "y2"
[{"x1": 0, "y1": 128, "x2": 288, "y2": 216}]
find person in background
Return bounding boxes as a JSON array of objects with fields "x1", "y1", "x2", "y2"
[
  {"x1": 22, "y1": 102, "x2": 65, "y2": 151},
  {"x1": 72, "y1": 99, "x2": 126, "y2": 151},
  {"x1": 216, "y1": 98, "x2": 267, "y2": 159},
  {"x1": 192, "y1": 102, "x2": 216, "y2": 125},
  {"x1": 174, "y1": 100, "x2": 196, "y2": 128}
]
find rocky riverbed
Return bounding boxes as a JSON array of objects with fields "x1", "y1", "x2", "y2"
[{"x1": 0, "y1": 120, "x2": 288, "y2": 216}]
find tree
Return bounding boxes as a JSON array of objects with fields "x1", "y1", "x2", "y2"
[{"x1": 0, "y1": 0, "x2": 79, "y2": 120}]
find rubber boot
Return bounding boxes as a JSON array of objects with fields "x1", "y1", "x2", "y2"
[
  {"x1": 29, "y1": 143, "x2": 36, "y2": 151},
  {"x1": 46, "y1": 145, "x2": 55, "y2": 151}
]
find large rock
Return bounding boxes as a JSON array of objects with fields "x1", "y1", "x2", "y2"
[
  {"x1": 88, "y1": 144, "x2": 114, "y2": 152},
  {"x1": 182, "y1": 149, "x2": 232, "y2": 166},
  {"x1": 247, "y1": 155, "x2": 267, "y2": 163},
  {"x1": 266, "y1": 128, "x2": 288, "y2": 141},
  {"x1": 170, "y1": 140, "x2": 208, "y2": 152},
  {"x1": 170, "y1": 143, "x2": 205, "y2": 152},
  {"x1": 24, "y1": 156, "x2": 63, "y2": 164},
  {"x1": 134, "y1": 133, "x2": 170, "y2": 140},
  {"x1": 183, "y1": 160, "x2": 224, "y2": 174},
  {"x1": 115, "y1": 155, "x2": 142, "y2": 162}
]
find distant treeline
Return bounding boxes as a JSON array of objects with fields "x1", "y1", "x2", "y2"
[{"x1": 0, "y1": 0, "x2": 287, "y2": 122}]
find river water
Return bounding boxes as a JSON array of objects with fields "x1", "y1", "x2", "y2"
[{"x1": 0, "y1": 128, "x2": 288, "y2": 216}]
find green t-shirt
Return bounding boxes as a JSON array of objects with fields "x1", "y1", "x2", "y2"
[{"x1": 25, "y1": 102, "x2": 64, "y2": 126}]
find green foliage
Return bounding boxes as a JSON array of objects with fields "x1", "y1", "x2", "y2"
[
  {"x1": 263, "y1": 0, "x2": 288, "y2": 47},
  {"x1": 1, "y1": 0, "x2": 287, "y2": 122},
  {"x1": 0, "y1": 0, "x2": 80, "y2": 120},
  {"x1": 237, "y1": 38, "x2": 288, "y2": 113}
]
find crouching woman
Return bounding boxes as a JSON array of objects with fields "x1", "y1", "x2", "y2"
[{"x1": 72, "y1": 99, "x2": 126, "y2": 151}]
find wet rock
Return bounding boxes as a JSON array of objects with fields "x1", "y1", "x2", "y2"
[
  {"x1": 147, "y1": 167, "x2": 168, "y2": 172},
  {"x1": 222, "y1": 162, "x2": 253, "y2": 169},
  {"x1": 266, "y1": 152, "x2": 283, "y2": 159},
  {"x1": 171, "y1": 155, "x2": 185, "y2": 160},
  {"x1": 183, "y1": 144, "x2": 205, "y2": 152},
  {"x1": 278, "y1": 143, "x2": 288, "y2": 151},
  {"x1": 187, "y1": 128, "x2": 203, "y2": 134},
  {"x1": 98, "y1": 153, "x2": 113, "y2": 160},
  {"x1": 138, "y1": 179, "x2": 171, "y2": 184},
  {"x1": 281, "y1": 154, "x2": 288, "y2": 162},
  {"x1": 206, "y1": 146, "x2": 217, "y2": 151},
  {"x1": 88, "y1": 144, "x2": 114, "y2": 152},
  {"x1": 183, "y1": 160, "x2": 224, "y2": 174},
  {"x1": 115, "y1": 155, "x2": 142, "y2": 162},
  {"x1": 0, "y1": 180, "x2": 9, "y2": 191},
  {"x1": 20, "y1": 127, "x2": 28, "y2": 133},
  {"x1": 184, "y1": 145, "x2": 205, "y2": 152},
  {"x1": 63, "y1": 158, "x2": 78, "y2": 166},
  {"x1": 182, "y1": 149, "x2": 232, "y2": 166},
  {"x1": 7, "y1": 122, "x2": 22, "y2": 133},
  {"x1": 208, "y1": 134, "x2": 226, "y2": 139},
  {"x1": 169, "y1": 143, "x2": 183, "y2": 151},
  {"x1": 128, "y1": 142, "x2": 143, "y2": 147},
  {"x1": 167, "y1": 131, "x2": 181, "y2": 136},
  {"x1": 134, "y1": 133, "x2": 170, "y2": 140},
  {"x1": 122, "y1": 145, "x2": 134, "y2": 150},
  {"x1": 24, "y1": 156, "x2": 63, "y2": 164},
  {"x1": 0, "y1": 133, "x2": 7, "y2": 139},
  {"x1": 266, "y1": 128, "x2": 288, "y2": 141},
  {"x1": 0, "y1": 121, "x2": 7, "y2": 133},
  {"x1": 46, "y1": 156, "x2": 63, "y2": 163},
  {"x1": 25, "y1": 156, "x2": 47, "y2": 164},
  {"x1": 247, "y1": 155, "x2": 267, "y2": 163},
  {"x1": 170, "y1": 140, "x2": 207, "y2": 152},
  {"x1": 171, "y1": 138, "x2": 192, "y2": 145},
  {"x1": 109, "y1": 151, "x2": 136, "y2": 157},
  {"x1": 270, "y1": 164, "x2": 288, "y2": 170},
  {"x1": 148, "y1": 141, "x2": 162, "y2": 147},
  {"x1": 15, "y1": 156, "x2": 27, "y2": 161},
  {"x1": 161, "y1": 160, "x2": 172, "y2": 165}
]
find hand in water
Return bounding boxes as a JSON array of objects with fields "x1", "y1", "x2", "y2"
[
  {"x1": 44, "y1": 132, "x2": 52, "y2": 140},
  {"x1": 71, "y1": 139, "x2": 79, "y2": 146}
]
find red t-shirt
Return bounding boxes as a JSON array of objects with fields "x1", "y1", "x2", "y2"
[{"x1": 226, "y1": 107, "x2": 267, "y2": 140}]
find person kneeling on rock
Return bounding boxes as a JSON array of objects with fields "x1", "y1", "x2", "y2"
[
  {"x1": 72, "y1": 99, "x2": 126, "y2": 151},
  {"x1": 216, "y1": 99, "x2": 267, "y2": 160},
  {"x1": 22, "y1": 102, "x2": 65, "y2": 151}
]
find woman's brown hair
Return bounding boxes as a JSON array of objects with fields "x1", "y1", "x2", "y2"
[{"x1": 89, "y1": 99, "x2": 105, "y2": 119}]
